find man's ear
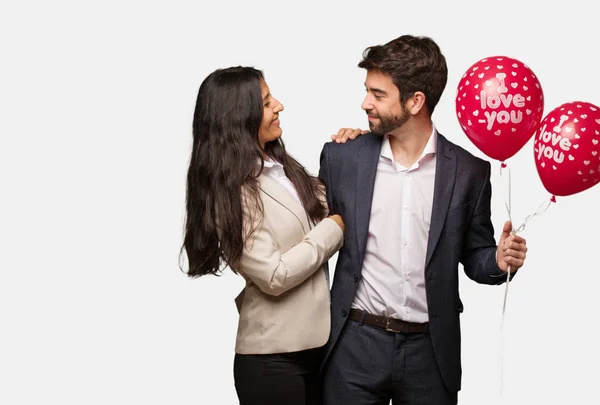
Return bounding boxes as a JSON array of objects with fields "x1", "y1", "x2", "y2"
[{"x1": 407, "y1": 91, "x2": 427, "y2": 115}]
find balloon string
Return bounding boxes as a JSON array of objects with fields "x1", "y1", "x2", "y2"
[
  {"x1": 500, "y1": 162, "x2": 512, "y2": 224},
  {"x1": 498, "y1": 162, "x2": 554, "y2": 398},
  {"x1": 512, "y1": 198, "x2": 552, "y2": 234},
  {"x1": 498, "y1": 162, "x2": 511, "y2": 398}
]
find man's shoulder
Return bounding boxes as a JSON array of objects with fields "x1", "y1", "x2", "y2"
[
  {"x1": 322, "y1": 133, "x2": 379, "y2": 154},
  {"x1": 438, "y1": 132, "x2": 490, "y2": 169}
]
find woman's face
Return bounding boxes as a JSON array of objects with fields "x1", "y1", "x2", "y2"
[{"x1": 258, "y1": 78, "x2": 284, "y2": 149}]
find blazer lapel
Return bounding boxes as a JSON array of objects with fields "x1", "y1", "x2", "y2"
[
  {"x1": 355, "y1": 135, "x2": 384, "y2": 266},
  {"x1": 425, "y1": 133, "x2": 457, "y2": 270},
  {"x1": 258, "y1": 174, "x2": 311, "y2": 234}
]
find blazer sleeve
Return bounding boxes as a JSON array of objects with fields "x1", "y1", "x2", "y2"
[
  {"x1": 318, "y1": 142, "x2": 334, "y2": 214},
  {"x1": 461, "y1": 160, "x2": 516, "y2": 285},
  {"x1": 237, "y1": 204, "x2": 344, "y2": 297}
]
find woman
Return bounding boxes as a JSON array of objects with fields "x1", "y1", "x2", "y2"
[{"x1": 182, "y1": 66, "x2": 356, "y2": 405}]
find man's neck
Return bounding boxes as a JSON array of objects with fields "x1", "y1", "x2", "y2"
[{"x1": 388, "y1": 121, "x2": 434, "y2": 167}]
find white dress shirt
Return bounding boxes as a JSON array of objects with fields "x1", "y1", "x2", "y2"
[
  {"x1": 261, "y1": 158, "x2": 302, "y2": 205},
  {"x1": 351, "y1": 128, "x2": 437, "y2": 323}
]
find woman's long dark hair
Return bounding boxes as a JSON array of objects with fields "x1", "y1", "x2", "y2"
[{"x1": 181, "y1": 66, "x2": 327, "y2": 278}]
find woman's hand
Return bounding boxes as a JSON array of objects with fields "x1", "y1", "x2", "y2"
[
  {"x1": 331, "y1": 128, "x2": 369, "y2": 143},
  {"x1": 328, "y1": 214, "x2": 345, "y2": 232}
]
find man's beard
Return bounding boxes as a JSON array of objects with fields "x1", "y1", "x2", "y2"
[{"x1": 367, "y1": 106, "x2": 410, "y2": 136}]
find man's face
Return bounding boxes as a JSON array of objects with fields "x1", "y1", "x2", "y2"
[{"x1": 361, "y1": 70, "x2": 410, "y2": 136}]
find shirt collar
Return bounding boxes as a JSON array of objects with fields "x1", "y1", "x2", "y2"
[
  {"x1": 259, "y1": 157, "x2": 284, "y2": 169},
  {"x1": 381, "y1": 124, "x2": 438, "y2": 163}
]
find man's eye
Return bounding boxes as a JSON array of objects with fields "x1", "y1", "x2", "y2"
[{"x1": 264, "y1": 102, "x2": 270, "y2": 107}]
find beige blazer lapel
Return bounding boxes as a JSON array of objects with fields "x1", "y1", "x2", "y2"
[{"x1": 257, "y1": 174, "x2": 311, "y2": 234}]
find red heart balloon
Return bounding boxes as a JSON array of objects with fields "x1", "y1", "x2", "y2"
[
  {"x1": 534, "y1": 101, "x2": 600, "y2": 197},
  {"x1": 456, "y1": 56, "x2": 544, "y2": 162}
]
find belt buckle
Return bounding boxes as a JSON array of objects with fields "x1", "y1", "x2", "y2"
[{"x1": 385, "y1": 317, "x2": 402, "y2": 333}]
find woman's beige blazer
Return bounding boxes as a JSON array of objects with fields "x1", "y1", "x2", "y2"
[{"x1": 232, "y1": 173, "x2": 343, "y2": 355}]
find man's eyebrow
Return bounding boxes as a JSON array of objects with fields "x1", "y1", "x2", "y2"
[
  {"x1": 262, "y1": 93, "x2": 271, "y2": 102},
  {"x1": 365, "y1": 85, "x2": 388, "y2": 96}
]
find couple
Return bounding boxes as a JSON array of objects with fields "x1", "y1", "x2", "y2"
[{"x1": 181, "y1": 34, "x2": 528, "y2": 405}]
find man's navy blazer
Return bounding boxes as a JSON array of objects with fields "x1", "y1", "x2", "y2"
[{"x1": 318, "y1": 132, "x2": 512, "y2": 392}]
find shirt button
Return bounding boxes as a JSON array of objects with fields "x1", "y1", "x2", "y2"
[
  {"x1": 403, "y1": 241, "x2": 408, "y2": 246},
  {"x1": 403, "y1": 206, "x2": 408, "y2": 211},
  {"x1": 341, "y1": 309, "x2": 348, "y2": 317}
]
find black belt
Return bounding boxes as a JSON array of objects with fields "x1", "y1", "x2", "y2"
[{"x1": 349, "y1": 309, "x2": 429, "y2": 333}]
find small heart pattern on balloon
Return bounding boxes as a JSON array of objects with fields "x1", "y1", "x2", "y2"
[
  {"x1": 456, "y1": 56, "x2": 544, "y2": 162},
  {"x1": 534, "y1": 101, "x2": 600, "y2": 197}
]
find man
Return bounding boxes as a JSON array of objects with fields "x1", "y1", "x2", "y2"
[{"x1": 318, "y1": 35, "x2": 528, "y2": 405}]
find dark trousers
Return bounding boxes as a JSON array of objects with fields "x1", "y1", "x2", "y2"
[
  {"x1": 234, "y1": 346, "x2": 324, "y2": 405},
  {"x1": 322, "y1": 319, "x2": 457, "y2": 405}
]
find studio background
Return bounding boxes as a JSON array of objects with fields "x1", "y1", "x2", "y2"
[{"x1": 1, "y1": 1, "x2": 598, "y2": 404}]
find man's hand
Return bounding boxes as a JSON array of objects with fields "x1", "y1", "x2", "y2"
[
  {"x1": 497, "y1": 220, "x2": 528, "y2": 272},
  {"x1": 331, "y1": 128, "x2": 368, "y2": 143}
]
